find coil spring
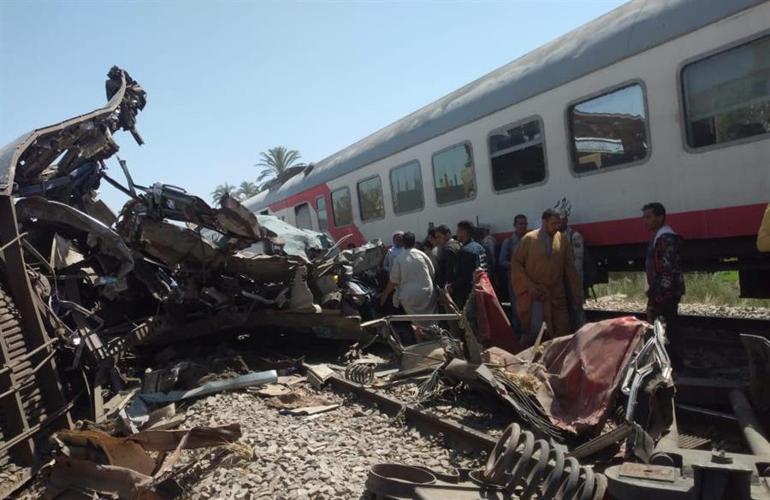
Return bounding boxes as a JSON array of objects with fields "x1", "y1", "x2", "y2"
[
  {"x1": 474, "y1": 423, "x2": 607, "y2": 500},
  {"x1": 345, "y1": 363, "x2": 376, "y2": 385}
]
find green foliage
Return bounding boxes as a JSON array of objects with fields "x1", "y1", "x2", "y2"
[
  {"x1": 210, "y1": 182, "x2": 239, "y2": 204},
  {"x1": 237, "y1": 181, "x2": 259, "y2": 200},
  {"x1": 255, "y1": 146, "x2": 302, "y2": 184},
  {"x1": 593, "y1": 271, "x2": 770, "y2": 307},
  {"x1": 209, "y1": 146, "x2": 304, "y2": 205}
]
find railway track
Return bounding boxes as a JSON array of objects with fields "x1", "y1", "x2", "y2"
[{"x1": 584, "y1": 308, "x2": 770, "y2": 338}]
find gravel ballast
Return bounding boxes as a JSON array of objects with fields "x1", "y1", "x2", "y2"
[
  {"x1": 179, "y1": 385, "x2": 482, "y2": 499},
  {"x1": 586, "y1": 295, "x2": 770, "y2": 320}
]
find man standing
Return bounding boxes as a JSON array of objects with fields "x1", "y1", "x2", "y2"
[
  {"x1": 758, "y1": 203, "x2": 770, "y2": 252},
  {"x1": 383, "y1": 231, "x2": 405, "y2": 274},
  {"x1": 448, "y1": 220, "x2": 487, "y2": 308},
  {"x1": 498, "y1": 214, "x2": 528, "y2": 333},
  {"x1": 380, "y1": 232, "x2": 437, "y2": 319},
  {"x1": 642, "y1": 202, "x2": 685, "y2": 365},
  {"x1": 425, "y1": 228, "x2": 439, "y2": 267},
  {"x1": 511, "y1": 209, "x2": 582, "y2": 345},
  {"x1": 558, "y1": 210, "x2": 584, "y2": 291},
  {"x1": 479, "y1": 227, "x2": 497, "y2": 274},
  {"x1": 434, "y1": 225, "x2": 460, "y2": 289}
]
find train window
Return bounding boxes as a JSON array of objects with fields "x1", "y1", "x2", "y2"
[
  {"x1": 488, "y1": 119, "x2": 546, "y2": 191},
  {"x1": 390, "y1": 161, "x2": 424, "y2": 214},
  {"x1": 431, "y1": 142, "x2": 476, "y2": 205},
  {"x1": 568, "y1": 83, "x2": 649, "y2": 174},
  {"x1": 357, "y1": 176, "x2": 385, "y2": 221},
  {"x1": 316, "y1": 196, "x2": 328, "y2": 231},
  {"x1": 294, "y1": 203, "x2": 313, "y2": 230},
  {"x1": 682, "y1": 36, "x2": 770, "y2": 149},
  {"x1": 331, "y1": 187, "x2": 353, "y2": 227}
]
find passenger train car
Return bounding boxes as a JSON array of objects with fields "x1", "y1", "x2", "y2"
[{"x1": 245, "y1": 0, "x2": 770, "y2": 297}]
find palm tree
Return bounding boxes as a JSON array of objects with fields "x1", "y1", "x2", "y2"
[
  {"x1": 255, "y1": 146, "x2": 302, "y2": 184},
  {"x1": 237, "y1": 181, "x2": 259, "y2": 200},
  {"x1": 210, "y1": 182, "x2": 239, "y2": 204}
]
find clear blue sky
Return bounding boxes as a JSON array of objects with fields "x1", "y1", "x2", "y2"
[{"x1": 0, "y1": 0, "x2": 626, "y2": 210}]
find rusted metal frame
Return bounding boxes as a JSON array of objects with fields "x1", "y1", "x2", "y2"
[
  {"x1": 0, "y1": 392, "x2": 82, "y2": 456},
  {"x1": 0, "y1": 348, "x2": 58, "y2": 402},
  {"x1": 0, "y1": 231, "x2": 28, "y2": 254},
  {"x1": 0, "y1": 337, "x2": 32, "y2": 464},
  {"x1": 0, "y1": 197, "x2": 71, "y2": 462},
  {"x1": 0, "y1": 206, "x2": 36, "y2": 463},
  {"x1": 0, "y1": 337, "x2": 59, "y2": 378},
  {"x1": 326, "y1": 374, "x2": 497, "y2": 454}
]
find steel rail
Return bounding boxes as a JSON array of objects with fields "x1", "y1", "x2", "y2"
[{"x1": 326, "y1": 374, "x2": 497, "y2": 454}]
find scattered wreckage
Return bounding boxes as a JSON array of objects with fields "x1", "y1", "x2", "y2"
[
  {"x1": 0, "y1": 67, "x2": 384, "y2": 496},
  {"x1": 1, "y1": 67, "x2": 769, "y2": 499}
]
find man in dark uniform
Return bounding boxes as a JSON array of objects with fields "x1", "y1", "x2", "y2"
[
  {"x1": 642, "y1": 202, "x2": 686, "y2": 365},
  {"x1": 448, "y1": 220, "x2": 487, "y2": 307}
]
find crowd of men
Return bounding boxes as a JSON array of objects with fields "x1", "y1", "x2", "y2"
[{"x1": 377, "y1": 201, "x2": 687, "y2": 362}]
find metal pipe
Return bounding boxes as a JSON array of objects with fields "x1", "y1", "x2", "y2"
[
  {"x1": 729, "y1": 389, "x2": 770, "y2": 457},
  {"x1": 676, "y1": 403, "x2": 737, "y2": 422},
  {"x1": 361, "y1": 314, "x2": 460, "y2": 328}
]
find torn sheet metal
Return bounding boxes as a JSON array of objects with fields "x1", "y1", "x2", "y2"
[
  {"x1": 54, "y1": 428, "x2": 156, "y2": 475},
  {"x1": 48, "y1": 424, "x2": 241, "y2": 499},
  {"x1": 483, "y1": 316, "x2": 647, "y2": 436},
  {"x1": 127, "y1": 423, "x2": 241, "y2": 451}
]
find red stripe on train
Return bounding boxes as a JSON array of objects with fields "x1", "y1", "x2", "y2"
[
  {"x1": 496, "y1": 203, "x2": 766, "y2": 246},
  {"x1": 271, "y1": 181, "x2": 765, "y2": 248}
]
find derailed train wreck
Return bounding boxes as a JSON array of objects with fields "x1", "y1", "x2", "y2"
[{"x1": 0, "y1": 67, "x2": 383, "y2": 493}]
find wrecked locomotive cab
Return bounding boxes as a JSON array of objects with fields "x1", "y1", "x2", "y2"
[
  {"x1": 0, "y1": 67, "x2": 145, "y2": 497},
  {"x1": 0, "y1": 67, "x2": 374, "y2": 496}
]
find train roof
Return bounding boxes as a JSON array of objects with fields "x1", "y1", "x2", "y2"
[{"x1": 245, "y1": 0, "x2": 764, "y2": 211}]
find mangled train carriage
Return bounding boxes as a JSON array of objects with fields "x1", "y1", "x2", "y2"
[{"x1": 0, "y1": 68, "x2": 383, "y2": 493}]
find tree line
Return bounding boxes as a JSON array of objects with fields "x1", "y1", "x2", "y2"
[{"x1": 211, "y1": 146, "x2": 304, "y2": 203}]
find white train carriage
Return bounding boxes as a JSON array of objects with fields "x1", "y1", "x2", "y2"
[{"x1": 245, "y1": 0, "x2": 770, "y2": 296}]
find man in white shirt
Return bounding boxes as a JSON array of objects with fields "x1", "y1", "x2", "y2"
[{"x1": 380, "y1": 232, "x2": 437, "y2": 318}]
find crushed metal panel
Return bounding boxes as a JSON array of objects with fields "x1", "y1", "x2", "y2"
[
  {"x1": 16, "y1": 196, "x2": 134, "y2": 278},
  {"x1": 252, "y1": 213, "x2": 333, "y2": 259}
]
